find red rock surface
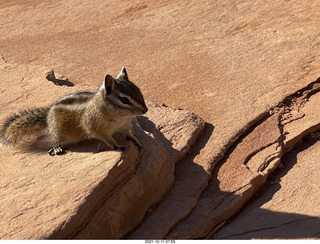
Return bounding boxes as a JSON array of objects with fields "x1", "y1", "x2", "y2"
[{"x1": 1, "y1": 0, "x2": 320, "y2": 240}]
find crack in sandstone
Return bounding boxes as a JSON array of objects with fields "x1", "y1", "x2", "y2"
[
  {"x1": 257, "y1": 152, "x2": 281, "y2": 173},
  {"x1": 208, "y1": 80, "x2": 320, "y2": 238},
  {"x1": 256, "y1": 79, "x2": 320, "y2": 173},
  {"x1": 243, "y1": 140, "x2": 280, "y2": 170},
  {"x1": 255, "y1": 109, "x2": 285, "y2": 173}
]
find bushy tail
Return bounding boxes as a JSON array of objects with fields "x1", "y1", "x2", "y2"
[{"x1": 1, "y1": 107, "x2": 49, "y2": 145}]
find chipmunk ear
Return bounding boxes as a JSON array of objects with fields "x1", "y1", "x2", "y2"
[
  {"x1": 116, "y1": 66, "x2": 128, "y2": 80},
  {"x1": 104, "y1": 75, "x2": 115, "y2": 95}
]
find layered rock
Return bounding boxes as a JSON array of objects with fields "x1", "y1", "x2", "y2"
[{"x1": 214, "y1": 136, "x2": 320, "y2": 239}]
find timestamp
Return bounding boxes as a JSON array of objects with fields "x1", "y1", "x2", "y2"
[{"x1": 145, "y1": 240, "x2": 175, "y2": 244}]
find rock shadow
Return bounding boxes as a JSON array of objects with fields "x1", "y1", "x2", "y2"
[
  {"x1": 128, "y1": 122, "x2": 214, "y2": 239},
  {"x1": 46, "y1": 70, "x2": 74, "y2": 87},
  {"x1": 23, "y1": 134, "x2": 130, "y2": 155},
  {"x1": 214, "y1": 208, "x2": 320, "y2": 239},
  {"x1": 212, "y1": 134, "x2": 320, "y2": 239}
]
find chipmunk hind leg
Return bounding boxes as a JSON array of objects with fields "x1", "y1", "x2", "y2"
[
  {"x1": 48, "y1": 145, "x2": 67, "y2": 156},
  {"x1": 100, "y1": 135, "x2": 125, "y2": 151},
  {"x1": 46, "y1": 131, "x2": 68, "y2": 156},
  {"x1": 46, "y1": 106, "x2": 88, "y2": 156}
]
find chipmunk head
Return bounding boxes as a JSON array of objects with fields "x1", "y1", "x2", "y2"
[{"x1": 102, "y1": 67, "x2": 148, "y2": 115}]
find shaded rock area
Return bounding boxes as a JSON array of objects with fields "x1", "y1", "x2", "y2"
[
  {"x1": 166, "y1": 80, "x2": 320, "y2": 239},
  {"x1": 1, "y1": 0, "x2": 320, "y2": 240}
]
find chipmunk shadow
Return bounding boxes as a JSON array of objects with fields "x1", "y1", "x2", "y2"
[
  {"x1": 23, "y1": 116, "x2": 181, "y2": 156},
  {"x1": 137, "y1": 115, "x2": 214, "y2": 162},
  {"x1": 24, "y1": 134, "x2": 133, "y2": 155},
  {"x1": 52, "y1": 79, "x2": 74, "y2": 87}
]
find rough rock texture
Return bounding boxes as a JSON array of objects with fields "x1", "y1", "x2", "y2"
[
  {"x1": 213, "y1": 136, "x2": 320, "y2": 239},
  {"x1": 1, "y1": 0, "x2": 320, "y2": 240}
]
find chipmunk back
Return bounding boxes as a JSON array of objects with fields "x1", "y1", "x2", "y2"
[{"x1": 1, "y1": 67, "x2": 148, "y2": 156}]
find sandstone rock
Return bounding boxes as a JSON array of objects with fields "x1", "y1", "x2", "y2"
[
  {"x1": 55, "y1": 122, "x2": 172, "y2": 239},
  {"x1": 1, "y1": 0, "x2": 320, "y2": 240},
  {"x1": 73, "y1": 106, "x2": 206, "y2": 239},
  {"x1": 138, "y1": 101, "x2": 206, "y2": 162},
  {"x1": 0, "y1": 60, "x2": 205, "y2": 239}
]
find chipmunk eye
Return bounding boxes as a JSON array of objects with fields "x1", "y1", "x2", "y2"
[{"x1": 119, "y1": 96, "x2": 132, "y2": 105}]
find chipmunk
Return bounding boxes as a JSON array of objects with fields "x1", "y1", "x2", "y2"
[{"x1": 1, "y1": 67, "x2": 148, "y2": 156}]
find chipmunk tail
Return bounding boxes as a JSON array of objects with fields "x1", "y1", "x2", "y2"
[{"x1": 1, "y1": 107, "x2": 49, "y2": 145}]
